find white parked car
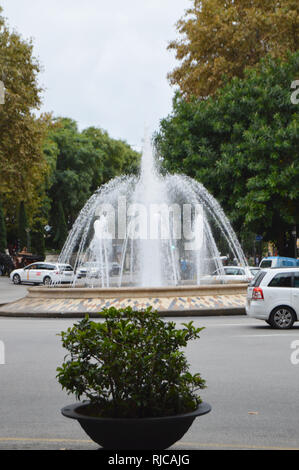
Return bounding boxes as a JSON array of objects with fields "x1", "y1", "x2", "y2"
[
  {"x1": 10, "y1": 262, "x2": 75, "y2": 286},
  {"x1": 76, "y1": 262, "x2": 101, "y2": 279},
  {"x1": 246, "y1": 267, "x2": 299, "y2": 329},
  {"x1": 202, "y1": 266, "x2": 254, "y2": 284},
  {"x1": 76, "y1": 261, "x2": 121, "y2": 279}
]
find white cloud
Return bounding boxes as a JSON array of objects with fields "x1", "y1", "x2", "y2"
[{"x1": 1, "y1": 0, "x2": 190, "y2": 148}]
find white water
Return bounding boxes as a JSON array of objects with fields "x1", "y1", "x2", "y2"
[{"x1": 58, "y1": 136, "x2": 248, "y2": 287}]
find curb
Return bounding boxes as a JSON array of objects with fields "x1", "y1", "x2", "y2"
[{"x1": 0, "y1": 307, "x2": 246, "y2": 318}]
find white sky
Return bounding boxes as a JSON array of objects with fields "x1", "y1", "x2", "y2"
[{"x1": 1, "y1": 0, "x2": 191, "y2": 150}]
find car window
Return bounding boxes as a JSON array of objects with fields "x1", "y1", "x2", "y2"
[
  {"x1": 268, "y1": 272, "x2": 293, "y2": 288},
  {"x1": 260, "y1": 260, "x2": 272, "y2": 268},
  {"x1": 36, "y1": 264, "x2": 55, "y2": 270},
  {"x1": 282, "y1": 260, "x2": 292, "y2": 267},
  {"x1": 24, "y1": 265, "x2": 33, "y2": 271},
  {"x1": 250, "y1": 269, "x2": 260, "y2": 276},
  {"x1": 224, "y1": 268, "x2": 239, "y2": 275},
  {"x1": 60, "y1": 265, "x2": 73, "y2": 272},
  {"x1": 25, "y1": 264, "x2": 38, "y2": 271},
  {"x1": 250, "y1": 271, "x2": 267, "y2": 287},
  {"x1": 45, "y1": 264, "x2": 56, "y2": 270},
  {"x1": 294, "y1": 273, "x2": 299, "y2": 288},
  {"x1": 36, "y1": 264, "x2": 46, "y2": 270}
]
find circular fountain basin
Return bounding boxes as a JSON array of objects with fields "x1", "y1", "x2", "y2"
[{"x1": 0, "y1": 283, "x2": 247, "y2": 317}]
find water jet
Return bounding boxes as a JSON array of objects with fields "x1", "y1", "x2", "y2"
[{"x1": 0, "y1": 135, "x2": 248, "y2": 317}]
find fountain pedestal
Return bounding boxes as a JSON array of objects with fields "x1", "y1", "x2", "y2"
[{"x1": 0, "y1": 284, "x2": 247, "y2": 317}]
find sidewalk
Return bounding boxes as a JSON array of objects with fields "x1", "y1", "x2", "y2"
[{"x1": 0, "y1": 277, "x2": 28, "y2": 305}]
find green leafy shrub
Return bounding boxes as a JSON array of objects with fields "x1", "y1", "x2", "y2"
[{"x1": 57, "y1": 307, "x2": 206, "y2": 418}]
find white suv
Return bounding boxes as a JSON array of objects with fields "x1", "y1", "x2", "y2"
[
  {"x1": 246, "y1": 268, "x2": 299, "y2": 329},
  {"x1": 10, "y1": 262, "x2": 75, "y2": 286}
]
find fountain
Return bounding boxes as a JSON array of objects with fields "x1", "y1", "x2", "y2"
[
  {"x1": 58, "y1": 134, "x2": 248, "y2": 288},
  {"x1": 0, "y1": 135, "x2": 249, "y2": 317}
]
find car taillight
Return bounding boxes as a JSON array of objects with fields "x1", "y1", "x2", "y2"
[{"x1": 252, "y1": 287, "x2": 264, "y2": 300}]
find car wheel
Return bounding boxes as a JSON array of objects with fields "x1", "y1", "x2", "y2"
[
  {"x1": 13, "y1": 274, "x2": 21, "y2": 285},
  {"x1": 269, "y1": 306, "x2": 296, "y2": 329},
  {"x1": 43, "y1": 276, "x2": 52, "y2": 286}
]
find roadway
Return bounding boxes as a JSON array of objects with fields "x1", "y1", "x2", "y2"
[
  {"x1": 0, "y1": 276, "x2": 28, "y2": 305},
  {"x1": 0, "y1": 314, "x2": 298, "y2": 450}
]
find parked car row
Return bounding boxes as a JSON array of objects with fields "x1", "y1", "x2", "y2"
[
  {"x1": 10, "y1": 262, "x2": 258, "y2": 286},
  {"x1": 9, "y1": 260, "x2": 299, "y2": 329},
  {"x1": 10, "y1": 261, "x2": 121, "y2": 286}
]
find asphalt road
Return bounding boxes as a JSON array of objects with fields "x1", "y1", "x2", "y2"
[
  {"x1": 0, "y1": 315, "x2": 298, "y2": 450},
  {"x1": 0, "y1": 277, "x2": 28, "y2": 305}
]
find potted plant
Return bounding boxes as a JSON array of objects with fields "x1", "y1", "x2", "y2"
[{"x1": 57, "y1": 307, "x2": 211, "y2": 450}]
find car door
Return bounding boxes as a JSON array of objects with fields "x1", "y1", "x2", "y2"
[
  {"x1": 59, "y1": 264, "x2": 74, "y2": 282},
  {"x1": 34, "y1": 264, "x2": 46, "y2": 283},
  {"x1": 24, "y1": 264, "x2": 39, "y2": 283},
  {"x1": 20, "y1": 265, "x2": 30, "y2": 282},
  {"x1": 264, "y1": 272, "x2": 293, "y2": 311},
  {"x1": 292, "y1": 272, "x2": 299, "y2": 313}
]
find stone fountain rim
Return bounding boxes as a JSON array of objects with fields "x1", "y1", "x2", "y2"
[{"x1": 27, "y1": 283, "x2": 248, "y2": 299}]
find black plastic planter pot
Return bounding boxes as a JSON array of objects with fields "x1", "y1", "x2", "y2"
[{"x1": 61, "y1": 401, "x2": 212, "y2": 450}]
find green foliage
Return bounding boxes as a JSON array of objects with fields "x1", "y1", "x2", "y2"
[
  {"x1": 0, "y1": 198, "x2": 6, "y2": 252},
  {"x1": 53, "y1": 201, "x2": 68, "y2": 250},
  {"x1": 168, "y1": 0, "x2": 299, "y2": 98},
  {"x1": 47, "y1": 118, "x2": 140, "y2": 233},
  {"x1": 57, "y1": 307, "x2": 206, "y2": 419},
  {"x1": 0, "y1": 8, "x2": 49, "y2": 230},
  {"x1": 0, "y1": 7, "x2": 140, "y2": 249},
  {"x1": 18, "y1": 201, "x2": 29, "y2": 250},
  {"x1": 31, "y1": 220, "x2": 45, "y2": 259},
  {"x1": 82, "y1": 127, "x2": 140, "y2": 183},
  {"x1": 156, "y1": 53, "x2": 299, "y2": 252}
]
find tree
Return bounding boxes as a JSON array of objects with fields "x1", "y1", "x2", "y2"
[
  {"x1": 47, "y1": 118, "x2": 104, "y2": 230},
  {"x1": 82, "y1": 126, "x2": 140, "y2": 186},
  {"x1": 46, "y1": 118, "x2": 140, "y2": 236},
  {"x1": 156, "y1": 53, "x2": 299, "y2": 255},
  {"x1": 18, "y1": 201, "x2": 30, "y2": 251},
  {"x1": 168, "y1": 0, "x2": 299, "y2": 98},
  {"x1": 0, "y1": 198, "x2": 6, "y2": 252},
  {"x1": 31, "y1": 220, "x2": 45, "y2": 259},
  {"x1": 53, "y1": 201, "x2": 68, "y2": 251},
  {"x1": 0, "y1": 6, "x2": 49, "y2": 232}
]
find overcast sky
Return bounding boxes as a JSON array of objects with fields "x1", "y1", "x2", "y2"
[{"x1": 1, "y1": 0, "x2": 191, "y2": 149}]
